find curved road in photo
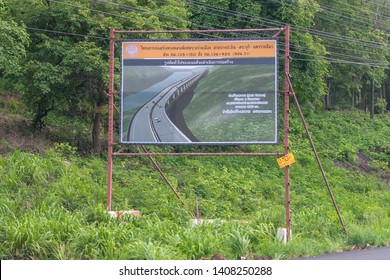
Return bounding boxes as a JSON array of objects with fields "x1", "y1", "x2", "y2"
[{"x1": 127, "y1": 70, "x2": 207, "y2": 143}]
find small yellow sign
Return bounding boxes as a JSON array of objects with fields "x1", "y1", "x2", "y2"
[{"x1": 277, "y1": 153, "x2": 296, "y2": 168}]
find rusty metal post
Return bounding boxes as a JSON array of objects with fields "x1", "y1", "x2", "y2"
[
  {"x1": 195, "y1": 197, "x2": 199, "y2": 220},
  {"x1": 113, "y1": 152, "x2": 283, "y2": 157},
  {"x1": 114, "y1": 28, "x2": 284, "y2": 34},
  {"x1": 284, "y1": 25, "x2": 291, "y2": 241},
  {"x1": 107, "y1": 29, "x2": 115, "y2": 211}
]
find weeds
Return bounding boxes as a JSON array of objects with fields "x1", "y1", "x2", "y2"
[
  {"x1": 0, "y1": 111, "x2": 389, "y2": 259},
  {"x1": 229, "y1": 230, "x2": 250, "y2": 259}
]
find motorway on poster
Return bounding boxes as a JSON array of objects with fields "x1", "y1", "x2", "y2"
[{"x1": 121, "y1": 40, "x2": 278, "y2": 145}]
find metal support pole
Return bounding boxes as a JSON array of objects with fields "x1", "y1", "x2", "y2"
[
  {"x1": 283, "y1": 25, "x2": 291, "y2": 241},
  {"x1": 107, "y1": 29, "x2": 115, "y2": 211},
  {"x1": 113, "y1": 152, "x2": 283, "y2": 157},
  {"x1": 195, "y1": 197, "x2": 199, "y2": 219},
  {"x1": 114, "y1": 28, "x2": 284, "y2": 34}
]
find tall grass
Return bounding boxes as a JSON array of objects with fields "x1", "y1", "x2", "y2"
[
  {"x1": 0, "y1": 110, "x2": 389, "y2": 259},
  {"x1": 229, "y1": 230, "x2": 250, "y2": 259}
]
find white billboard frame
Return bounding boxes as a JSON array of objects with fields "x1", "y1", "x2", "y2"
[{"x1": 120, "y1": 39, "x2": 278, "y2": 145}]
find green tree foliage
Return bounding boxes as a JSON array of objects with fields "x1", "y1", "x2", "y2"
[
  {"x1": 188, "y1": 0, "x2": 389, "y2": 113},
  {"x1": 188, "y1": 0, "x2": 329, "y2": 109},
  {"x1": 0, "y1": 1, "x2": 29, "y2": 75},
  {"x1": 188, "y1": 0, "x2": 263, "y2": 30},
  {"x1": 314, "y1": 0, "x2": 389, "y2": 111},
  {"x1": 1, "y1": 0, "x2": 389, "y2": 155},
  {"x1": 277, "y1": 0, "x2": 329, "y2": 109},
  {"x1": 2, "y1": 0, "x2": 188, "y2": 154}
]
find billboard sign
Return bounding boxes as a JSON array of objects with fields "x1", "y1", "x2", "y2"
[{"x1": 121, "y1": 39, "x2": 278, "y2": 144}]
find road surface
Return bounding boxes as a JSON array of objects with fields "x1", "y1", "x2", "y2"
[
  {"x1": 127, "y1": 70, "x2": 206, "y2": 143},
  {"x1": 294, "y1": 246, "x2": 390, "y2": 260}
]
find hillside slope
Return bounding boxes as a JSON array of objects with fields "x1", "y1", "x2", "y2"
[{"x1": 0, "y1": 102, "x2": 389, "y2": 259}]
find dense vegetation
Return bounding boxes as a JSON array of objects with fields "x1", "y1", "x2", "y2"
[
  {"x1": 1, "y1": 0, "x2": 389, "y2": 151},
  {"x1": 0, "y1": 0, "x2": 389, "y2": 260},
  {"x1": 1, "y1": 102, "x2": 389, "y2": 259}
]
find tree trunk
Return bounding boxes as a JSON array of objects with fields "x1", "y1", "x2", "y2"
[
  {"x1": 33, "y1": 99, "x2": 53, "y2": 130},
  {"x1": 379, "y1": 84, "x2": 383, "y2": 99},
  {"x1": 361, "y1": 84, "x2": 367, "y2": 113},
  {"x1": 92, "y1": 103, "x2": 104, "y2": 155}
]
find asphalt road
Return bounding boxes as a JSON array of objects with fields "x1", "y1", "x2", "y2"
[
  {"x1": 294, "y1": 246, "x2": 390, "y2": 260},
  {"x1": 128, "y1": 82, "x2": 185, "y2": 142},
  {"x1": 127, "y1": 71, "x2": 206, "y2": 143},
  {"x1": 127, "y1": 76, "x2": 191, "y2": 142}
]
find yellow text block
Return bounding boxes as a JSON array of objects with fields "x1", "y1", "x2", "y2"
[{"x1": 277, "y1": 153, "x2": 296, "y2": 168}]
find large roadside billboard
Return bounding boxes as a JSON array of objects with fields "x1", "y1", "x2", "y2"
[{"x1": 121, "y1": 39, "x2": 278, "y2": 145}]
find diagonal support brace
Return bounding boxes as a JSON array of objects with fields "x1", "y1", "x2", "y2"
[
  {"x1": 141, "y1": 145, "x2": 186, "y2": 206},
  {"x1": 286, "y1": 74, "x2": 348, "y2": 236}
]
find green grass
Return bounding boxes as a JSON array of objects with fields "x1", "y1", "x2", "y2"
[
  {"x1": 183, "y1": 65, "x2": 277, "y2": 142},
  {"x1": 0, "y1": 109, "x2": 389, "y2": 259}
]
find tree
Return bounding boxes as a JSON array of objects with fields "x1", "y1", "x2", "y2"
[
  {"x1": 188, "y1": 0, "x2": 329, "y2": 109},
  {"x1": 61, "y1": 41, "x2": 108, "y2": 155},
  {"x1": 315, "y1": 0, "x2": 389, "y2": 113},
  {"x1": 3, "y1": 0, "x2": 188, "y2": 154},
  {"x1": 277, "y1": 0, "x2": 329, "y2": 109}
]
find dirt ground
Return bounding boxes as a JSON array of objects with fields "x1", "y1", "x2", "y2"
[{"x1": 0, "y1": 113, "x2": 52, "y2": 154}]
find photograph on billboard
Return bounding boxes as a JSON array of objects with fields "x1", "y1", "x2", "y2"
[{"x1": 120, "y1": 39, "x2": 278, "y2": 145}]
